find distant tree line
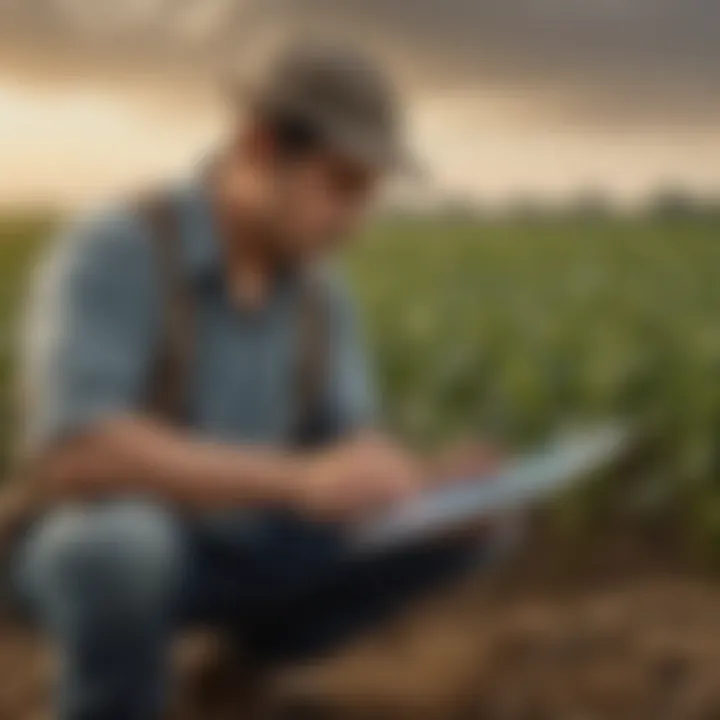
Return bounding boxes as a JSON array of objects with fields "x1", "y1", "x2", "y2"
[{"x1": 383, "y1": 187, "x2": 720, "y2": 223}]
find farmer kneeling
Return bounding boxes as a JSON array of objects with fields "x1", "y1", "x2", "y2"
[{"x1": 8, "y1": 40, "x2": 517, "y2": 720}]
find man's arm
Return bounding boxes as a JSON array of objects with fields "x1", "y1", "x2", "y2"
[
  {"x1": 37, "y1": 417, "x2": 300, "y2": 508},
  {"x1": 39, "y1": 418, "x2": 420, "y2": 519},
  {"x1": 320, "y1": 275, "x2": 504, "y2": 490},
  {"x1": 23, "y1": 210, "x2": 419, "y2": 519},
  {"x1": 321, "y1": 273, "x2": 379, "y2": 438}
]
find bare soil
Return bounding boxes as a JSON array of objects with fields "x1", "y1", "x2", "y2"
[{"x1": 4, "y1": 536, "x2": 720, "y2": 720}]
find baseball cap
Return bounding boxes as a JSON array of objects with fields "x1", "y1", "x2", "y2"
[{"x1": 233, "y1": 39, "x2": 419, "y2": 176}]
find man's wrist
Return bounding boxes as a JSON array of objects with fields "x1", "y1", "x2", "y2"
[{"x1": 254, "y1": 450, "x2": 310, "y2": 509}]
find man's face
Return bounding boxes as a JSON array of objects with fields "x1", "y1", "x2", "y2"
[
  {"x1": 270, "y1": 150, "x2": 380, "y2": 259},
  {"x1": 240, "y1": 124, "x2": 382, "y2": 260}
]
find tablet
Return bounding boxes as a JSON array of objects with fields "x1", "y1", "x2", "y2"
[{"x1": 352, "y1": 423, "x2": 631, "y2": 552}]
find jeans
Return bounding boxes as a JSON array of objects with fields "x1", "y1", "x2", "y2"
[{"x1": 14, "y1": 499, "x2": 516, "y2": 720}]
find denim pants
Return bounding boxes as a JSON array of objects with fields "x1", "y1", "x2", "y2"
[{"x1": 14, "y1": 499, "x2": 514, "y2": 720}]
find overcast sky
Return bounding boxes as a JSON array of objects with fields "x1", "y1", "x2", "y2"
[{"x1": 1, "y1": 0, "x2": 719, "y2": 208}]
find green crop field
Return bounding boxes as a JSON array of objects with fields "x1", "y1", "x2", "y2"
[
  {"x1": 2, "y1": 212, "x2": 720, "y2": 551},
  {"x1": 0, "y1": 215, "x2": 52, "y2": 471}
]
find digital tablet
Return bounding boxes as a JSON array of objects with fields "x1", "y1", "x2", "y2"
[{"x1": 353, "y1": 423, "x2": 631, "y2": 552}]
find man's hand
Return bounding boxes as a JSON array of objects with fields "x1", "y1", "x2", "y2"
[
  {"x1": 429, "y1": 439, "x2": 505, "y2": 486},
  {"x1": 295, "y1": 434, "x2": 423, "y2": 522},
  {"x1": 425, "y1": 439, "x2": 514, "y2": 543}
]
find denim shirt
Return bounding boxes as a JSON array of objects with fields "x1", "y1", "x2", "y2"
[{"x1": 21, "y1": 177, "x2": 377, "y2": 471}]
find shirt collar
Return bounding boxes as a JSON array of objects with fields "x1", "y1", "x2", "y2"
[{"x1": 174, "y1": 167, "x2": 305, "y2": 299}]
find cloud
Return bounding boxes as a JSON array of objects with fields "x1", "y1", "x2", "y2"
[
  {"x1": 279, "y1": 0, "x2": 720, "y2": 127},
  {"x1": 1, "y1": 0, "x2": 719, "y2": 207},
  {"x1": 1, "y1": 0, "x2": 719, "y2": 127}
]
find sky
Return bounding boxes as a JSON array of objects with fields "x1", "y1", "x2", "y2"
[{"x1": 1, "y1": 0, "x2": 719, "y2": 209}]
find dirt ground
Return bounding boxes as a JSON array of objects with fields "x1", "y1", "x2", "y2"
[{"x1": 4, "y1": 538, "x2": 720, "y2": 720}]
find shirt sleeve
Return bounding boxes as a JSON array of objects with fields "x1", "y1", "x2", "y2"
[
  {"x1": 20, "y1": 208, "x2": 161, "y2": 455},
  {"x1": 323, "y1": 273, "x2": 379, "y2": 437}
]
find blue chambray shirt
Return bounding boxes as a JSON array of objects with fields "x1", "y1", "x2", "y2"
[{"x1": 21, "y1": 178, "x2": 377, "y2": 465}]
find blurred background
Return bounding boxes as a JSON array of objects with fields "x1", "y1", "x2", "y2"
[
  {"x1": 2, "y1": 1, "x2": 720, "y2": 207},
  {"x1": 3, "y1": 2, "x2": 720, "y2": 718}
]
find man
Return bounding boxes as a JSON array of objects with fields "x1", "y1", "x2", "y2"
[{"x1": 12, "y1": 41, "x2": 511, "y2": 720}]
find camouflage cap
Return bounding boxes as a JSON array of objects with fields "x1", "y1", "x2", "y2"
[{"x1": 234, "y1": 39, "x2": 418, "y2": 175}]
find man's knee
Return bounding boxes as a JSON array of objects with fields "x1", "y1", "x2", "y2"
[{"x1": 19, "y1": 500, "x2": 185, "y2": 621}]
